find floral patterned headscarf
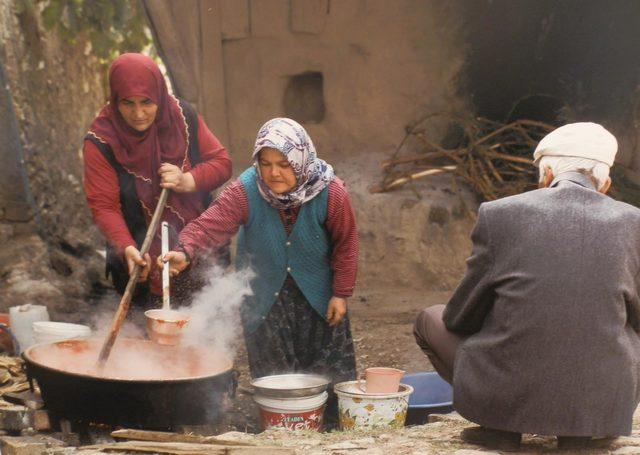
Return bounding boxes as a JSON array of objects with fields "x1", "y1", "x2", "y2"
[{"x1": 252, "y1": 118, "x2": 334, "y2": 210}]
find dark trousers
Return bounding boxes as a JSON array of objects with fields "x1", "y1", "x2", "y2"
[{"x1": 413, "y1": 304, "x2": 463, "y2": 384}]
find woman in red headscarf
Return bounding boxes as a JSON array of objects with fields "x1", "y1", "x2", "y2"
[{"x1": 82, "y1": 53, "x2": 232, "y2": 306}]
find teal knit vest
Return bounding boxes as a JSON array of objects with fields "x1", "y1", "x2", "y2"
[{"x1": 237, "y1": 167, "x2": 333, "y2": 333}]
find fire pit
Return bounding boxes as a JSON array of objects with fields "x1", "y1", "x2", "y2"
[{"x1": 23, "y1": 338, "x2": 236, "y2": 430}]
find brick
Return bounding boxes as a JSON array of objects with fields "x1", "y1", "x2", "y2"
[
  {"x1": 0, "y1": 405, "x2": 32, "y2": 431},
  {"x1": 33, "y1": 410, "x2": 50, "y2": 431},
  {"x1": 0, "y1": 435, "x2": 64, "y2": 455}
]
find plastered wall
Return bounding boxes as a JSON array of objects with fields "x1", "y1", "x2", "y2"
[{"x1": 144, "y1": 0, "x2": 464, "y2": 170}]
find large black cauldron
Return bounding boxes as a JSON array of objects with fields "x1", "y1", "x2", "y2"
[{"x1": 23, "y1": 339, "x2": 237, "y2": 430}]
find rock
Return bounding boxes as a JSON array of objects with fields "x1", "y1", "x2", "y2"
[
  {"x1": 454, "y1": 450, "x2": 500, "y2": 455},
  {"x1": 352, "y1": 437, "x2": 376, "y2": 445},
  {"x1": 0, "y1": 405, "x2": 32, "y2": 431},
  {"x1": 326, "y1": 441, "x2": 367, "y2": 450},
  {"x1": 0, "y1": 223, "x2": 14, "y2": 242},
  {"x1": 7, "y1": 277, "x2": 61, "y2": 298},
  {"x1": 618, "y1": 436, "x2": 640, "y2": 446},
  {"x1": 428, "y1": 412, "x2": 468, "y2": 423},
  {"x1": 613, "y1": 447, "x2": 640, "y2": 454},
  {"x1": 216, "y1": 431, "x2": 257, "y2": 443}
]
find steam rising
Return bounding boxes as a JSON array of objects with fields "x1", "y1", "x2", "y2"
[
  {"x1": 89, "y1": 297, "x2": 146, "y2": 340},
  {"x1": 180, "y1": 265, "x2": 254, "y2": 357},
  {"x1": 33, "y1": 265, "x2": 255, "y2": 380}
]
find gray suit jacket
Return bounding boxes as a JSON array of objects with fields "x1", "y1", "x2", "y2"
[{"x1": 444, "y1": 171, "x2": 640, "y2": 437}]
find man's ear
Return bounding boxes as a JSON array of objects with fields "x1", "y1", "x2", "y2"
[
  {"x1": 598, "y1": 177, "x2": 612, "y2": 194},
  {"x1": 539, "y1": 166, "x2": 554, "y2": 188}
]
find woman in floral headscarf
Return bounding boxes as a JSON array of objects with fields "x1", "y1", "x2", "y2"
[{"x1": 163, "y1": 118, "x2": 358, "y2": 422}]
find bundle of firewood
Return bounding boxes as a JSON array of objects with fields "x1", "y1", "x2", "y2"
[
  {"x1": 372, "y1": 113, "x2": 555, "y2": 201},
  {"x1": 0, "y1": 356, "x2": 29, "y2": 399}
]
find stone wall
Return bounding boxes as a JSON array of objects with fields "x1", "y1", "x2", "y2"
[{"x1": 0, "y1": 0, "x2": 108, "y2": 317}]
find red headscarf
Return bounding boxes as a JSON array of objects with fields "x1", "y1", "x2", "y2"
[
  {"x1": 89, "y1": 53, "x2": 188, "y2": 187},
  {"x1": 88, "y1": 54, "x2": 204, "y2": 290},
  {"x1": 88, "y1": 52, "x2": 205, "y2": 219}
]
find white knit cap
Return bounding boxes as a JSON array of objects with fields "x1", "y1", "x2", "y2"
[{"x1": 533, "y1": 122, "x2": 618, "y2": 167}]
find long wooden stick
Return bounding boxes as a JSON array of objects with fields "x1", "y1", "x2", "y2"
[
  {"x1": 371, "y1": 166, "x2": 457, "y2": 193},
  {"x1": 85, "y1": 441, "x2": 294, "y2": 454},
  {"x1": 111, "y1": 429, "x2": 256, "y2": 446},
  {"x1": 381, "y1": 149, "x2": 465, "y2": 169},
  {"x1": 97, "y1": 188, "x2": 170, "y2": 368}
]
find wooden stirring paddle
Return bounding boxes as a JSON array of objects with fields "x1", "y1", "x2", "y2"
[{"x1": 97, "y1": 188, "x2": 169, "y2": 369}]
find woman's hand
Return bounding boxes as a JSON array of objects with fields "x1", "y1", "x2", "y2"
[
  {"x1": 124, "y1": 246, "x2": 151, "y2": 282},
  {"x1": 157, "y1": 251, "x2": 190, "y2": 277},
  {"x1": 159, "y1": 163, "x2": 196, "y2": 193},
  {"x1": 326, "y1": 297, "x2": 348, "y2": 326}
]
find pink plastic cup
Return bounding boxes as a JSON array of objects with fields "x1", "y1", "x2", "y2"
[{"x1": 357, "y1": 367, "x2": 405, "y2": 394}]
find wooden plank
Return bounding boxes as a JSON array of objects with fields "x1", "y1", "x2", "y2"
[
  {"x1": 0, "y1": 60, "x2": 32, "y2": 223},
  {"x1": 198, "y1": 0, "x2": 230, "y2": 146},
  {"x1": 87, "y1": 441, "x2": 225, "y2": 454},
  {"x1": 220, "y1": 0, "x2": 250, "y2": 40},
  {"x1": 86, "y1": 441, "x2": 294, "y2": 454},
  {"x1": 291, "y1": 0, "x2": 328, "y2": 34},
  {"x1": 142, "y1": 0, "x2": 200, "y2": 102},
  {"x1": 3, "y1": 391, "x2": 44, "y2": 410},
  {"x1": 111, "y1": 429, "x2": 256, "y2": 446}
]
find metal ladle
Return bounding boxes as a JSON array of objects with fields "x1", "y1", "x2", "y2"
[{"x1": 144, "y1": 221, "x2": 190, "y2": 346}]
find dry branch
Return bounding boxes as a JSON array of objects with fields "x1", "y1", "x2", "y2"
[
  {"x1": 374, "y1": 114, "x2": 555, "y2": 200},
  {"x1": 370, "y1": 166, "x2": 457, "y2": 193}
]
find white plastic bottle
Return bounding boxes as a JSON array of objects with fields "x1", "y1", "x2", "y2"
[{"x1": 9, "y1": 304, "x2": 50, "y2": 353}]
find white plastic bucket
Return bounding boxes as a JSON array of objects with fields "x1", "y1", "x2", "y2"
[
  {"x1": 9, "y1": 304, "x2": 50, "y2": 352},
  {"x1": 32, "y1": 322, "x2": 91, "y2": 345},
  {"x1": 254, "y1": 391, "x2": 327, "y2": 431},
  {"x1": 334, "y1": 380, "x2": 413, "y2": 430}
]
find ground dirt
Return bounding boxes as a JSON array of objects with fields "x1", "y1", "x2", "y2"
[
  {"x1": 225, "y1": 287, "x2": 450, "y2": 434},
  {"x1": 216, "y1": 289, "x2": 640, "y2": 455},
  {"x1": 63, "y1": 285, "x2": 640, "y2": 455}
]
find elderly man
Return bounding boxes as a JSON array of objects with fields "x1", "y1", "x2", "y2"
[{"x1": 414, "y1": 122, "x2": 640, "y2": 451}]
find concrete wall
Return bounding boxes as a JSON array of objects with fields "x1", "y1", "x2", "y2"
[{"x1": 144, "y1": 0, "x2": 464, "y2": 169}]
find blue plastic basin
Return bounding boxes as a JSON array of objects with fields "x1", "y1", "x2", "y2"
[{"x1": 402, "y1": 371, "x2": 453, "y2": 425}]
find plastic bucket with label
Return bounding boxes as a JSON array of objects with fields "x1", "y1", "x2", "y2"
[{"x1": 253, "y1": 391, "x2": 327, "y2": 431}]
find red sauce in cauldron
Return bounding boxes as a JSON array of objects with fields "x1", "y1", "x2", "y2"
[{"x1": 24, "y1": 338, "x2": 233, "y2": 381}]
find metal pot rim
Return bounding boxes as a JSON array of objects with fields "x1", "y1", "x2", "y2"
[
  {"x1": 23, "y1": 340, "x2": 234, "y2": 384},
  {"x1": 250, "y1": 373, "x2": 330, "y2": 398}
]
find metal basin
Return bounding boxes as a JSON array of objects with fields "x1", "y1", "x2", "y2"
[{"x1": 250, "y1": 373, "x2": 330, "y2": 398}]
